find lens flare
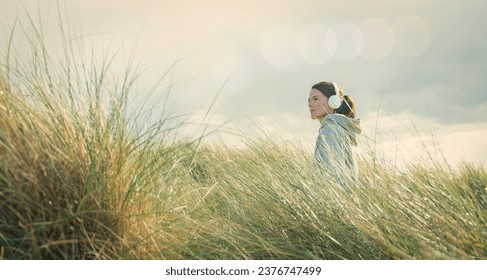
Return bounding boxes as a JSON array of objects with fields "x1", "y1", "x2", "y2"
[
  {"x1": 327, "y1": 22, "x2": 363, "y2": 61},
  {"x1": 393, "y1": 15, "x2": 431, "y2": 58},
  {"x1": 359, "y1": 18, "x2": 395, "y2": 60},
  {"x1": 297, "y1": 23, "x2": 335, "y2": 64}
]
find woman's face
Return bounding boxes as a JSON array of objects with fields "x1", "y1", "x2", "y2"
[{"x1": 308, "y1": 89, "x2": 331, "y2": 119}]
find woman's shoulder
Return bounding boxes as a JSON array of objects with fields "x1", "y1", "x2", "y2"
[
  {"x1": 319, "y1": 121, "x2": 347, "y2": 138},
  {"x1": 320, "y1": 115, "x2": 346, "y2": 131},
  {"x1": 321, "y1": 114, "x2": 361, "y2": 133}
]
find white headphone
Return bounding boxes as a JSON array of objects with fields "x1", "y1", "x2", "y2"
[{"x1": 328, "y1": 82, "x2": 342, "y2": 110}]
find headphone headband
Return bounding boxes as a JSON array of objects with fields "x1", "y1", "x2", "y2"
[
  {"x1": 328, "y1": 82, "x2": 342, "y2": 110},
  {"x1": 332, "y1": 82, "x2": 339, "y2": 96}
]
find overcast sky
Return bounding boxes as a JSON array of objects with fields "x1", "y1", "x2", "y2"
[{"x1": 1, "y1": 0, "x2": 486, "y2": 166}]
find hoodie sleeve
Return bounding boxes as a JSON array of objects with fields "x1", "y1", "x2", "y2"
[{"x1": 314, "y1": 123, "x2": 348, "y2": 171}]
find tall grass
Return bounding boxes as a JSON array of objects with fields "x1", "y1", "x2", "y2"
[{"x1": 0, "y1": 12, "x2": 485, "y2": 259}]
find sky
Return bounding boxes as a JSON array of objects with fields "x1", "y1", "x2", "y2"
[{"x1": 1, "y1": 0, "x2": 486, "y2": 167}]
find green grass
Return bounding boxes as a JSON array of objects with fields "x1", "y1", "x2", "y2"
[{"x1": 0, "y1": 12, "x2": 485, "y2": 260}]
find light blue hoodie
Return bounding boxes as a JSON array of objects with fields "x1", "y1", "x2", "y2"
[{"x1": 314, "y1": 114, "x2": 361, "y2": 184}]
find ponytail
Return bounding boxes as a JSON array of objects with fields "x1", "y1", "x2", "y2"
[{"x1": 336, "y1": 95, "x2": 356, "y2": 119}]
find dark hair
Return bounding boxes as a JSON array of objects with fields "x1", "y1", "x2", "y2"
[{"x1": 311, "y1": 81, "x2": 356, "y2": 119}]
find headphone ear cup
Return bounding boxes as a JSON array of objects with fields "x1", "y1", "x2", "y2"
[{"x1": 328, "y1": 95, "x2": 342, "y2": 109}]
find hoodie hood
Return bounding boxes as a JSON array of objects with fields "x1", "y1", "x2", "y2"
[{"x1": 321, "y1": 114, "x2": 361, "y2": 145}]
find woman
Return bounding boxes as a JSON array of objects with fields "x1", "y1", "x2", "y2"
[{"x1": 308, "y1": 81, "x2": 361, "y2": 186}]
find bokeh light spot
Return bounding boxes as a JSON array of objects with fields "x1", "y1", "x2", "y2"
[
  {"x1": 393, "y1": 15, "x2": 431, "y2": 57},
  {"x1": 297, "y1": 23, "x2": 335, "y2": 64},
  {"x1": 327, "y1": 22, "x2": 363, "y2": 61},
  {"x1": 359, "y1": 18, "x2": 395, "y2": 60}
]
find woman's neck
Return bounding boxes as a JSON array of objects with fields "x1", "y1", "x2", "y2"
[{"x1": 318, "y1": 113, "x2": 332, "y2": 124}]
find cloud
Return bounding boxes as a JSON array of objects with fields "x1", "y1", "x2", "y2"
[{"x1": 356, "y1": 111, "x2": 487, "y2": 167}]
